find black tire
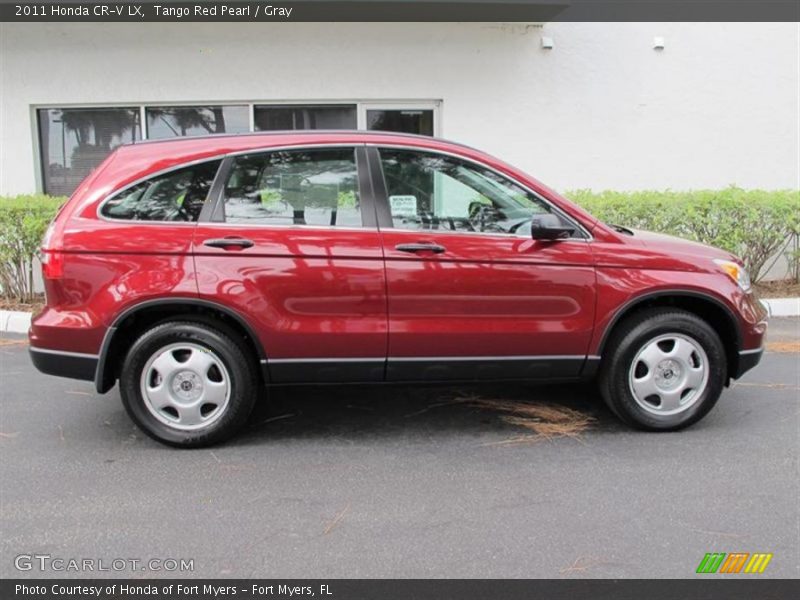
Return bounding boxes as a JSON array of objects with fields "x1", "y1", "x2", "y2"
[
  {"x1": 598, "y1": 309, "x2": 727, "y2": 431},
  {"x1": 119, "y1": 321, "x2": 258, "y2": 448}
]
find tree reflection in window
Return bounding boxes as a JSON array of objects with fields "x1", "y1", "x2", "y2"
[
  {"x1": 223, "y1": 149, "x2": 361, "y2": 227},
  {"x1": 145, "y1": 106, "x2": 249, "y2": 140},
  {"x1": 38, "y1": 107, "x2": 141, "y2": 196},
  {"x1": 379, "y1": 149, "x2": 562, "y2": 237},
  {"x1": 101, "y1": 160, "x2": 221, "y2": 222}
]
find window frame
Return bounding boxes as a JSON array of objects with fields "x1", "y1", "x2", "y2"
[
  {"x1": 204, "y1": 144, "x2": 379, "y2": 231},
  {"x1": 367, "y1": 145, "x2": 591, "y2": 241},
  {"x1": 96, "y1": 157, "x2": 225, "y2": 225},
  {"x1": 94, "y1": 144, "x2": 380, "y2": 229}
]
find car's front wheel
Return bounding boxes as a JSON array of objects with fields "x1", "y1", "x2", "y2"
[
  {"x1": 598, "y1": 309, "x2": 727, "y2": 430},
  {"x1": 120, "y1": 321, "x2": 257, "y2": 447}
]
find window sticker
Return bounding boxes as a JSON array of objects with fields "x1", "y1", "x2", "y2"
[{"x1": 390, "y1": 195, "x2": 418, "y2": 217}]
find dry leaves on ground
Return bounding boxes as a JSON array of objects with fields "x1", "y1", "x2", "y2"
[{"x1": 454, "y1": 396, "x2": 595, "y2": 446}]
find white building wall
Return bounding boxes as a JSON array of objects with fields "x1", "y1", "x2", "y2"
[{"x1": 1, "y1": 22, "x2": 798, "y2": 195}]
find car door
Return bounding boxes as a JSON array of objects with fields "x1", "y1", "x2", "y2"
[
  {"x1": 193, "y1": 145, "x2": 387, "y2": 383},
  {"x1": 369, "y1": 146, "x2": 596, "y2": 381}
]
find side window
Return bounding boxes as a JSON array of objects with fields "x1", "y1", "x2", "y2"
[
  {"x1": 101, "y1": 160, "x2": 221, "y2": 222},
  {"x1": 223, "y1": 148, "x2": 362, "y2": 227},
  {"x1": 378, "y1": 149, "x2": 576, "y2": 237}
]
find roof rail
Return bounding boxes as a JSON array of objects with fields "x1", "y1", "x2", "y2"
[{"x1": 124, "y1": 129, "x2": 480, "y2": 153}]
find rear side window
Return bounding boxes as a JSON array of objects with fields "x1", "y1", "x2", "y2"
[
  {"x1": 101, "y1": 160, "x2": 222, "y2": 222},
  {"x1": 222, "y1": 148, "x2": 361, "y2": 227}
]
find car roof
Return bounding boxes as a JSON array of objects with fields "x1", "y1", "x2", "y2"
[{"x1": 105, "y1": 130, "x2": 490, "y2": 187}]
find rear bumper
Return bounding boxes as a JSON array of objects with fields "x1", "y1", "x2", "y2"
[{"x1": 29, "y1": 347, "x2": 97, "y2": 382}]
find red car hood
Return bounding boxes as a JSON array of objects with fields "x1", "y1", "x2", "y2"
[{"x1": 629, "y1": 229, "x2": 739, "y2": 263}]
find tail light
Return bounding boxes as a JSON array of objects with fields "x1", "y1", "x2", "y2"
[
  {"x1": 40, "y1": 250, "x2": 64, "y2": 279},
  {"x1": 40, "y1": 218, "x2": 65, "y2": 279}
]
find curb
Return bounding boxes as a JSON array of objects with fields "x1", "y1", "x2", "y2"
[
  {"x1": 0, "y1": 310, "x2": 32, "y2": 334},
  {"x1": 762, "y1": 298, "x2": 800, "y2": 318},
  {"x1": 2, "y1": 298, "x2": 799, "y2": 334}
]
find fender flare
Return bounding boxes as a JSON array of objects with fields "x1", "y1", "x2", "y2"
[
  {"x1": 94, "y1": 297, "x2": 267, "y2": 393},
  {"x1": 594, "y1": 289, "x2": 742, "y2": 357}
]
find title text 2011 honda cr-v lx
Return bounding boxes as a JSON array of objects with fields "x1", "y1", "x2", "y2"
[{"x1": 29, "y1": 131, "x2": 768, "y2": 447}]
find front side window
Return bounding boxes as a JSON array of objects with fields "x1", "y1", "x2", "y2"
[
  {"x1": 101, "y1": 160, "x2": 221, "y2": 222},
  {"x1": 223, "y1": 148, "x2": 362, "y2": 227},
  {"x1": 379, "y1": 149, "x2": 578, "y2": 237}
]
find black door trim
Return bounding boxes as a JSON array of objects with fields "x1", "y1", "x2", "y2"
[
  {"x1": 264, "y1": 355, "x2": 590, "y2": 384},
  {"x1": 355, "y1": 145, "x2": 379, "y2": 229},
  {"x1": 386, "y1": 355, "x2": 586, "y2": 381},
  {"x1": 365, "y1": 146, "x2": 394, "y2": 229},
  {"x1": 198, "y1": 155, "x2": 233, "y2": 223}
]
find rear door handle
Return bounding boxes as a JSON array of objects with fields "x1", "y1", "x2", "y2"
[
  {"x1": 203, "y1": 237, "x2": 254, "y2": 250},
  {"x1": 395, "y1": 242, "x2": 446, "y2": 254}
]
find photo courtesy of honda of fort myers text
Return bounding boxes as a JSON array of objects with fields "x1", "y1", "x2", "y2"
[{"x1": 0, "y1": 1, "x2": 799, "y2": 599}]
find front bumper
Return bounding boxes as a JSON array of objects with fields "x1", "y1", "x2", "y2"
[
  {"x1": 732, "y1": 347, "x2": 764, "y2": 379},
  {"x1": 729, "y1": 298, "x2": 769, "y2": 379}
]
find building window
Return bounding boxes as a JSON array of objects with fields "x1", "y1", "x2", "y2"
[
  {"x1": 367, "y1": 109, "x2": 434, "y2": 136},
  {"x1": 254, "y1": 105, "x2": 357, "y2": 131},
  {"x1": 36, "y1": 102, "x2": 438, "y2": 196},
  {"x1": 145, "y1": 105, "x2": 249, "y2": 139},
  {"x1": 37, "y1": 107, "x2": 141, "y2": 196}
]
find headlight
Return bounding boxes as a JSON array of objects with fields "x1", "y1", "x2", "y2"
[{"x1": 714, "y1": 259, "x2": 751, "y2": 292}]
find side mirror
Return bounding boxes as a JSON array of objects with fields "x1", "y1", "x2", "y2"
[{"x1": 530, "y1": 214, "x2": 575, "y2": 241}]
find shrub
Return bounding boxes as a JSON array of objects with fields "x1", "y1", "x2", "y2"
[
  {"x1": 0, "y1": 188, "x2": 797, "y2": 304},
  {"x1": 0, "y1": 195, "x2": 66, "y2": 303},
  {"x1": 567, "y1": 187, "x2": 800, "y2": 282}
]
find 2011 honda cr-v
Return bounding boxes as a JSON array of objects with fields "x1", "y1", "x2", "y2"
[{"x1": 29, "y1": 131, "x2": 768, "y2": 447}]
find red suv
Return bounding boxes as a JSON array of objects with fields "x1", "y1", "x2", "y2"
[{"x1": 29, "y1": 131, "x2": 768, "y2": 447}]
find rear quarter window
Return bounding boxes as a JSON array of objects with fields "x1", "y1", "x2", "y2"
[{"x1": 100, "y1": 160, "x2": 221, "y2": 222}]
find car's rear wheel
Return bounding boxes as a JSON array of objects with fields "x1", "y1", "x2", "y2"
[
  {"x1": 120, "y1": 321, "x2": 257, "y2": 447},
  {"x1": 598, "y1": 309, "x2": 726, "y2": 430}
]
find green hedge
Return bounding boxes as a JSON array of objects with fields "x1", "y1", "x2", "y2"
[
  {"x1": 567, "y1": 187, "x2": 800, "y2": 282},
  {"x1": 1, "y1": 188, "x2": 798, "y2": 303},
  {"x1": 0, "y1": 195, "x2": 66, "y2": 303}
]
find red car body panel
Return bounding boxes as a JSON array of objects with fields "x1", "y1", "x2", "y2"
[
  {"x1": 192, "y1": 224, "x2": 388, "y2": 381},
  {"x1": 28, "y1": 131, "x2": 768, "y2": 390},
  {"x1": 380, "y1": 230, "x2": 596, "y2": 379}
]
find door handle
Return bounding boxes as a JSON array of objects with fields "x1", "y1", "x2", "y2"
[
  {"x1": 203, "y1": 237, "x2": 254, "y2": 249},
  {"x1": 395, "y1": 242, "x2": 446, "y2": 254}
]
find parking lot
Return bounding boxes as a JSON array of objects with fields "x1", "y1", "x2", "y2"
[{"x1": 1, "y1": 319, "x2": 798, "y2": 579}]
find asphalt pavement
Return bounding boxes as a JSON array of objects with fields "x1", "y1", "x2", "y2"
[{"x1": 1, "y1": 319, "x2": 798, "y2": 579}]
